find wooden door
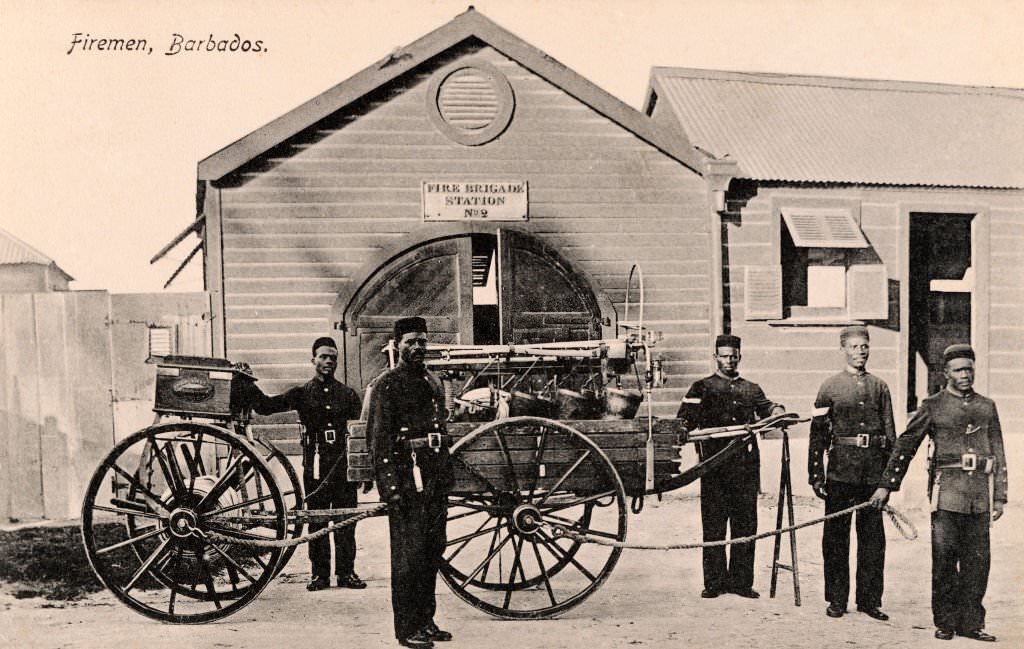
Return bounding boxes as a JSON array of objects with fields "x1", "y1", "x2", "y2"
[
  {"x1": 345, "y1": 237, "x2": 473, "y2": 389},
  {"x1": 497, "y1": 228, "x2": 601, "y2": 344}
]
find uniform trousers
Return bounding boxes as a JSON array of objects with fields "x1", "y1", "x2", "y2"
[
  {"x1": 388, "y1": 488, "x2": 447, "y2": 640},
  {"x1": 822, "y1": 481, "x2": 885, "y2": 609},
  {"x1": 303, "y1": 448, "x2": 358, "y2": 578},
  {"x1": 931, "y1": 510, "x2": 990, "y2": 633},
  {"x1": 700, "y1": 470, "x2": 758, "y2": 592}
]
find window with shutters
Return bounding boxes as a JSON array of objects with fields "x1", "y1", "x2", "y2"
[{"x1": 745, "y1": 199, "x2": 888, "y2": 323}]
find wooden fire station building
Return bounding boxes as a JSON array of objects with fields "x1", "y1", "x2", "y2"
[{"x1": 190, "y1": 9, "x2": 731, "y2": 447}]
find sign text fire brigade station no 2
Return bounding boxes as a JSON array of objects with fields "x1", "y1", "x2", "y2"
[{"x1": 422, "y1": 181, "x2": 528, "y2": 221}]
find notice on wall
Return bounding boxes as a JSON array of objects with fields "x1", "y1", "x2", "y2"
[{"x1": 422, "y1": 181, "x2": 528, "y2": 221}]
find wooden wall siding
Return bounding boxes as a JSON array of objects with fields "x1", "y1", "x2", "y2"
[
  {"x1": 723, "y1": 183, "x2": 1024, "y2": 434},
  {"x1": 215, "y1": 42, "x2": 712, "y2": 442}
]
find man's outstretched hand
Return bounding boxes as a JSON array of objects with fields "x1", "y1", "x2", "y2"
[{"x1": 869, "y1": 487, "x2": 890, "y2": 509}]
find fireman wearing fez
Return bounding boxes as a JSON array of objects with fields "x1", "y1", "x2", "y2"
[
  {"x1": 870, "y1": 344, "x2": 1007, "y2": 642},
  {"x1": 367, "y1": 316, "x2": 454, "y2": 649},
  {"x1": 677, "y1": 334, "x2": 783, "y2": 600},
  {"x1": 243, "y1": 336, "x2": 367, "y2": 592},
  {"x1": 808, "y1": 325, "x2": 894, "y2": 621}
]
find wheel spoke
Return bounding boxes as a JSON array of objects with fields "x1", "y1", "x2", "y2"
[
  {"x1": 196, "y1": 452, "x2": 247, "y2": 511},
  {"x1": 204, "y1": 541, "x2": 260, "y2": 585},
  {"x1": 447, "y1": 508, "x2": 489, "y2": 523},
  {"x1": 96, "y1": 525, "x2": 166, "y2": 556},
  {"x1": 460, "y1": 533, "x2": 513, "y2": 589},
  {"x1": 123, "y1": 537, "x2": 171, "y2": 593},
  {"x1": 535, "y1": 450, "x2": 591, "y2": 507},
  {"x1": 109, "y1": 463, "x2": 169, "y2": 514},
  {"x1": 447, "y1": 498, "x2": 496, "y2": 513},
  {"x1": 90, "y1": 504, "x2": 164, "y2": 520},
  {"x1": 204, "y1": 523, "x2": 280, "y2": 542},
  {"x1": 537, "y1": 490, "x2": 618, "y2": 513},
  {"x1": 536, "y1": 529, "x2": 597, "y2": 583},
  {"x1": 494, "y1": 429, "x2": 520, "y2": 495},
  {"x1": 153, "y1": 441, "x2": 186, "y2": 501},
  {"x1": 445, "y1": 519, "x2": 503, "y2": 549},
  {"x1": 203, "y1": 492, "x2": 276, "y2": 517},
  {"x1": 502, "y1": 535, "x2": 526, "y2": 609},
  {"x1": 198, "y1": 557, "x2": 223, "y2": 609},
  {"x1": 480, "y1": 517, "x2": 504, "y2": 583},
  {"x1": 526, "y1": 426, "x2": 549, "y2": 500},
  {"x1": 446, "y1": 515, "x2": 497, "y2": 563},
  {"x1": 529, "y1": 538, "x2": 558, "y2": 607}
]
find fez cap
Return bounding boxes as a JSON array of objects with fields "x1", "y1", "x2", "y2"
[
  {"x1": 311, "y1": 336, "x2": 338, "y2": 355},
  {"x1": 943, "y1": 343, "x2": 975, "y2": 364},
  {"x1": 394, "y1": 316, "x2": 428, "y2": 341},
  {"x1": 714, "y1": 334, "x2": 741, "y2": 350},
  {"x1": 840, "y1": 325, "x2": 870, "y2": 344}
]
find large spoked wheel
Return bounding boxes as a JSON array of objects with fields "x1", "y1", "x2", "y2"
[
  {"x1": 81, "y1": 422, "x2": 288, "y2": 623},
  {"x1": 441, "y1": 416, "x2": 627, "y2": 619}
]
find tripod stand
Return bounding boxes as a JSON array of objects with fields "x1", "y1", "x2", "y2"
[{"x1": 769, "y1": 427, "x2": 802, "y2": 605}]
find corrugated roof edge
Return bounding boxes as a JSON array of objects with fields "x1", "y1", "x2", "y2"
[
  {"x1": 648, "y1": 66, "x2": 1024, "y2": 99},
  {"x1": 197, "y1": 9, "x2": 712, "y2": 182},
  {"x1": 0, "y1": 227, "x2": 74, "y2": 280}
]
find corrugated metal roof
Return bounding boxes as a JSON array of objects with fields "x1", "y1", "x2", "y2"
[
  {"x1": 0, "y1": 227, "x2": 73, "y2": 279},
  {"x1": 649, "y1": 68, "x2": 1024, "y2": 189}
]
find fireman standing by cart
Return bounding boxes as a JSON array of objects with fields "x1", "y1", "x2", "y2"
[
  {"x1": 677, "y1": 334, "x2": 783, "y2": 600},
  {"x1": 870, "y1": 344, "x2": 1007, "y2": 642},
  {"x1": 367, "y1": 317, "x2": 455, "y2": 649},
  {"x1": 242, "y1": 337, "x2": 367, "y2": 592},
  {"x1": 808, "y1": 325, "x2": 893, "y2": 621}
]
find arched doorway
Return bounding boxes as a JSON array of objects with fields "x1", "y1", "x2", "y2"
[{"x1": 335, "y1": 228, "x2": 611, "y2": 389}]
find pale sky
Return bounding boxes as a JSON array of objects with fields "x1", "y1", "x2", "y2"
[{"x1": 2, "y1": 0, "x2": 1022, "y2": 294}]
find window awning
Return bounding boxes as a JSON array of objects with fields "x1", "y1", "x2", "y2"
[{"x1": 781, "y1": 207, "x2": 869, "y2": 248}]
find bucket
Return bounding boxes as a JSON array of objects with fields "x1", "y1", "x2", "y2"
[
  {"x1": 603, "y1": 387, "x2": 642, "y2": 419},
  {"x1": 556, "y1": 388, "x2": 603, "y2": 420},
  {"x1": 509, "y1": 390, "x2": 558, "y2": 418}
]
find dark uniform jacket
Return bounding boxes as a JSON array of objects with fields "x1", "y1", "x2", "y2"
[
  {"x1": 809, "y1": 370, "x2": 895, "y2": 486},
  {"x1": 367, "y1": 363, "x2": 454, "y2": 499},
  {"x1": 677, "y1": 373, "x2": 778, "y2": 477},
  {"x1": 244, "y1": 376, "x2": 362, "y2": 452},
  {"x1": 880, "y1": 389, "x2": 1008, "y2": 512}
]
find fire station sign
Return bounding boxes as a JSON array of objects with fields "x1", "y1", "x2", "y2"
[{"x1": 422, "y1": 181, "x2": 528, "y2": 221}]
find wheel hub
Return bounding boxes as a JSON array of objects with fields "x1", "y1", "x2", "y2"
[
  {"x1": 168, "y1": 508, "x2": 199, "y2": 538},
  {"x1": 511, "y1": 504, "x2": 542, "y2": 535}
]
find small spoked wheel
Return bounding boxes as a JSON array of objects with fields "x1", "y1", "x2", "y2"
[
  {"x1": 441, "y1": 416, "x2": 627, "y2": 619},
  {"x1": 81, "y1": 422, "x2": 288, "y2": 623}
]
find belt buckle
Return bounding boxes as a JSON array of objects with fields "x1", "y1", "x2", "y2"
[
  {"x1": 960, "y1": 452, "x2": 977, "y2": 471},
  {"x1": 324, "y1": 428, "x2": 336, "y2": 444},
  {"x1": 856, "y1": 433, "x2": 870, "y2": 448},
  {"x1": 428, "y1": 432, "x2": 442, "y2": 449}
]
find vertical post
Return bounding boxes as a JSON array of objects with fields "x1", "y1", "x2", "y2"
[{"x1": 770, "y1": 428, "x2": 801, "y2": 605}]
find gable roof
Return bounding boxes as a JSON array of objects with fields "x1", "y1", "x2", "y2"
[
  {"x1": 0, "y1": 227, "x2": 74, "y2": 280},
  {"x1": 199, "y1": 8, "x2": 709, "y2": 182},
  {"x1": 647, "y1": 67, "x2": 1024, "y2": 189}
]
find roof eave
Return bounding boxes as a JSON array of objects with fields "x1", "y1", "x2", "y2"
[{"x1": 198, "y1": 9, "x2": 709, "y2": 182}]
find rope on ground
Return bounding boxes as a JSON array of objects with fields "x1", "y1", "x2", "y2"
[
  {"x1": 199, "y1": 503, "x2": 388, "y2": 549},
  {"x1": 547, "y1": 501, "x2": 917, "y2": 550}
]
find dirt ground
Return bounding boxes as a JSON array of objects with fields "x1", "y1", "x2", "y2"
[{"x1": 2, "y1": 490, "x2": 1021, "y2": 649}]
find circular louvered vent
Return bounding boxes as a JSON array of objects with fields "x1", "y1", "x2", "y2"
[{"x1": 427, "y1": 61, "x2": 514, "y2": 146}]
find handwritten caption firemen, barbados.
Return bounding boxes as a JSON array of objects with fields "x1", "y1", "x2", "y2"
[{"x1": 67, "y1": 33, "x2": 266, "y2": 56}]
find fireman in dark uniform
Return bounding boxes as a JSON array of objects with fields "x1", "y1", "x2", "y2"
[
  {"x1": 808, "y1": 325, "x2": 894, "y2": 621},
  {"x1": 244, "y1": 337, "x2": 367, "y2": 592},
  {"x1": 871, "y1": 344, "x2": 1007, "y2": 642},
  {"x1": 367, "y1": 317, "x2": 454, "y2": 649},
  {"x1": 677, "y1": 334, "x2": 782, "y2": 600}
]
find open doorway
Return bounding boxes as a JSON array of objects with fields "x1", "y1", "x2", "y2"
[{"x1": 907, "y1": 213, "x2": 975, "y2": 411}]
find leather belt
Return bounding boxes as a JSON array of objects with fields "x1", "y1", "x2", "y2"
[
  {"x1": 832, "y1": 433, "x2": 890, "y2": 449},
  {"x1": 935, "y1": 453, "x2": 994, "y2": 473},
  {"x1": 405, "y1": 433, "x2": 451, "y2": 450}
]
